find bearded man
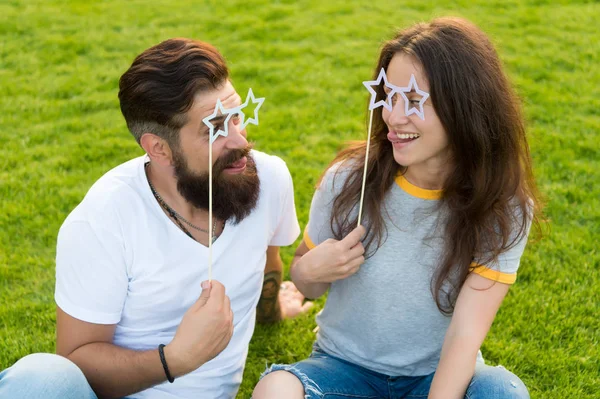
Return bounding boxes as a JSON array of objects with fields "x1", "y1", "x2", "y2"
[{"x1": 0, "y1": 38, "x2": 310, "y2": 399}]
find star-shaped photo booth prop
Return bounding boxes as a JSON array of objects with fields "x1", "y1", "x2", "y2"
[
  {"x1": 357, "y1": 67, "x2": 397, "y2": 227},
  {"x1": 363, "y1": 68, "x2": 395, "y2": 111},
  {"x1": 202, "y1": 88, "x2": 265, "y2": 144},
  {"x1": 201, "y1": 88, "x2": 265, "y2": 281},
  {"x1": 388, "y1": 74, "x2": 430, "y2": 121}
]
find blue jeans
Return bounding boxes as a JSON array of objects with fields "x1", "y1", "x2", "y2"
[
  {"x1": 0, "y1": 353, "x2": 97, "y2": 399},
  {"x1": 261, "y1": 346, "x2": 530, "y2": 399}
]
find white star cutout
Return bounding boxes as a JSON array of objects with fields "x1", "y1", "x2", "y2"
[
  {"x1": 238, "y1": 88, "x2": 265, "y2": 130},
  {"x1": 202, "y1": 99, "x2": 239, "y2": 144},
  {"x1": 362, "y1": 68, "x2": 395, "y2": 111},
  {"x1": 388, "y1": 74, "x2": 430, "y2": 121}
]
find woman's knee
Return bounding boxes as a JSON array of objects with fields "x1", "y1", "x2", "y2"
[
  {"x1": 467, "y1": 364, "x2": 530, "y2": 399},
  {"x1": 253, "y1": 370, "x2": 306, "y2": 399}
]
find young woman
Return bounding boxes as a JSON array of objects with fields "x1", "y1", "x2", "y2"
[{"x1": 254, "y1": 17, "x2": 541, "y2": 399}]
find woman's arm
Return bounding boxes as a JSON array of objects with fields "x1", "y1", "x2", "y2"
[
  {"x1": 289, "y1": 241, "x2": 331, "y2": 299},
  {"x1": 291, "y1": 226, "x2": 366, "y2": 299},
  {"x1": 428, "y1": 273, "x2": 511, "y2": 399}
]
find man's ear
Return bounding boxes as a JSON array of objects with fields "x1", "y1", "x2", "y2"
[{"x1": 140, "y1": 133, "x2": 174, "y2": 167}]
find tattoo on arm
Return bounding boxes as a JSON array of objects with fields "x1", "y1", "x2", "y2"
[{"x1": 256, "y1": 270, "x2": 282, "y2": 324}]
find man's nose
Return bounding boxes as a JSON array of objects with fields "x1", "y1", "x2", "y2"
[{"x1": 224, "y1": 114, "x2": 248, "y2": 149}]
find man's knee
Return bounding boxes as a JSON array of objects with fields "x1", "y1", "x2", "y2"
[
  {"x1": 468, "y1": 364, "x2": 530, "y2": 399},
  {"x1": 253, "y1": 370, "x2": 306, "y2": 399},
  {"x1": 0, "y1": 353, "x2": 95, "y2": 399}
]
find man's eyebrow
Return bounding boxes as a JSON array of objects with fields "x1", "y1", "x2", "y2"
[
  {"x1": 200, "y1": 115, "x2": 227, "y2": 133},
  {"x1": 206, "y1": 115, "x2": 227, "y2": 125},
  {"x1": 212, "y1": 115, "x2": 227, "y2": 123}
]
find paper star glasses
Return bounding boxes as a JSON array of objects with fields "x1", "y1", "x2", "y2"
[{"x1": 202, "y1": 88, "x2": 265, "y2": 144}]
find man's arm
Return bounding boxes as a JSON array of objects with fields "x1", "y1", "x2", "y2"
[
  {"x1": 256, "y1": 246, "x2": 284, "y2": 324},
  {"x1": 257, "y1": 246, "x2": 314, "y2": 323},
  {"x1": 428, "y1": 273, "x2": 511, "y2": 399},
  {"x1": 56, "y1": 281, "x2": 233, "y2": 399},
  {"x1": 56, "y1": 307, "x2": 172, "y2": 398}
]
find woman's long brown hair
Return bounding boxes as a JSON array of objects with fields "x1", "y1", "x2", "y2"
[{"x1": 324, "y1": 17, "x2": 542, "y2": 313}]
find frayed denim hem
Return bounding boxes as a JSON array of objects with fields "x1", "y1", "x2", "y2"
[{"x1": 259, "y1": 363, "x2": 324, "y2": 399}]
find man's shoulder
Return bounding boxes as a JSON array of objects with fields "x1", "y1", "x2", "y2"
[
  {"x1": 62, "y1": 155, "x2": 147, "y2": 228},
  {"x1": 251, "y1": 149, "x2": 287, "y2": 170},
  {"x1": 251, "y1": 149, "x2": 290, "y2": 184}
]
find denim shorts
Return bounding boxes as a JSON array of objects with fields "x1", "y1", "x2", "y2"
[{"x1": 260, "y1": 344, "x2": 529, "y2": 399}]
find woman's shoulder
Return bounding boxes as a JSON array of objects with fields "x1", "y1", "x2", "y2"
[{"x1": 319, "y1": 158, "x2": 360, "y2": 194}]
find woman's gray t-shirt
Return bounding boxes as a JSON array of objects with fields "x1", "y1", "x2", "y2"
[{"x1": 304, "y1": 164, "x2": 530, "y2": 376}]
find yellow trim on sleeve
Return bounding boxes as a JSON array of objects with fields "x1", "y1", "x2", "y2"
[
  {"x1": 470, "y1": 263, "x2": 517, "y2": 284},
  {"x1": 303, "y1": 227, "x2": 317, "y2": 249},
  {"x1": 395, "y1": 175, "x2": 442, "y2": 200}
]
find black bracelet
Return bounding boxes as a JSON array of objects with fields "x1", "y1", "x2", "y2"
[{"x1": 158, "y1": 344, "x2": 175, "y2": 383}]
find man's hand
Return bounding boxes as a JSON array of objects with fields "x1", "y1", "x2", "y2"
[
  {"x1": 279, "y1": 281, "x2": 313, "y2": 319},
  {"x1": 165, "y1": 280, "x2": 234, "y2": 377}
]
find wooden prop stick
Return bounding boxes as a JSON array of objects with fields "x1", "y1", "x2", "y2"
[
  {"x1": 357, "y1": 109, "x2": 374, "y2": 227},
  {"x1": 208, "y1": 137, "x2": 213, "y2": 282},
  {"x1": 360, "y1": 68, "x2": 393, "y2": 227}
]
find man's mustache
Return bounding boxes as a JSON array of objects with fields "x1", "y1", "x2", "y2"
[{"x1": 212, "y1": 145, "x2": 253, "y2": 175}]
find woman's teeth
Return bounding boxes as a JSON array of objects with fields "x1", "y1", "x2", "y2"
[{"x1": 396, "y1": 133, "x2": 420, "y2": 139}]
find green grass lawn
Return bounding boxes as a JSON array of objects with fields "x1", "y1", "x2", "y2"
[{"x1": 1, "y1": 0, "x2": 598, "y2": 397}]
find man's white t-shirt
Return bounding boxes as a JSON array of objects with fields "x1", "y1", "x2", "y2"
[{"x1": 55, "y1": 150, "x2": 300, "y2": 398}]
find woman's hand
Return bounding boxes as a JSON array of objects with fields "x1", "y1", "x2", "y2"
[{"x1": 295, "y1": 225, "x2": 366, "y2": 284}]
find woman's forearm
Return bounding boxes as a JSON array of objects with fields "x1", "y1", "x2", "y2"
[
  {"x1": 428, "y1": 335, "x2": 478, "y2": 399},
  {"x1": 290, "y1": 255, "x2": 330, "y2": 299}
]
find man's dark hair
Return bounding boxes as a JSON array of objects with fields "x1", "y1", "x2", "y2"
[{"x1": 118, "y1": 38, "x2": 229, "y2": 147}]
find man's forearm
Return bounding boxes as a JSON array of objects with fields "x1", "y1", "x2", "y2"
[
  {"x1": 68, "y1": 342, "x2": 173, "y2": 398},
  {"x1": 256, "y1": 270, "x2": 283, "y2": 323}
]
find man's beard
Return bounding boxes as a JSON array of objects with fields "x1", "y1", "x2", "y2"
[{"x1": 172, "y1": 146, "x2": 260, "y2": 224}]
